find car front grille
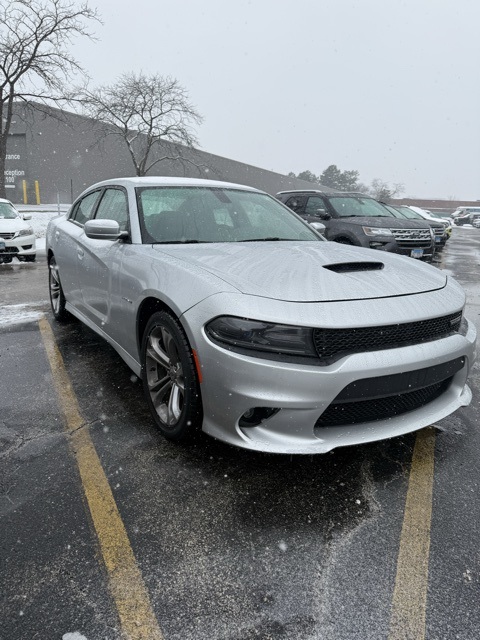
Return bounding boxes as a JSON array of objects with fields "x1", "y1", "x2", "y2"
[
  {"x1": 312, "y1": 311, "x2": 462, "y2": 363},
  {"x1": 391, "y1": 228, "x2": 432, "y2": 247},
  {"x1": 432, "y1": 226, "x2": 444, "y2": 234},
  {"x1": 0, "y1": 232, "x2": 15, "y2": 240},
  {"x1": 315, "y1": 357, "x2": 464, "y2": 427}
]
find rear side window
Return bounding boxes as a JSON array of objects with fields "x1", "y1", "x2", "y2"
[
  {"x1": 70, "y1": 191, "x2": 101, "y2": 225},
  {"x1": 285, "y1": 195, "x2": 307, "y2": 213}
]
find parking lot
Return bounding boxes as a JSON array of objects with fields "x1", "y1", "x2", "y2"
[{"x1": 1, "y1": 227, "x2": 479, "y2": 640}]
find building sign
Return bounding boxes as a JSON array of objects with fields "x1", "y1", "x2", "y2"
[{"x1": 5, "y1": 134, "x2": 27, "y2": 202}]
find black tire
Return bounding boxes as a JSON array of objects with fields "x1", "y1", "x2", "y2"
[
  {"x1": 334, "y1": 237, "x2": 354, "y2": 245},
  {"x1": 141, "y1": 311, "x2": 203, "y2": 442},
  {"x1": 48, "y1": 255, "x2": 70, "y2": 322}
]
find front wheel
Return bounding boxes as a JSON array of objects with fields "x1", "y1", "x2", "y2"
[
  {"x1": 48, "y1": 255, "x2": 69, "y2": 321},
  {"x1": 141, "y1": 311, "x2": 203, "y2": 442}
]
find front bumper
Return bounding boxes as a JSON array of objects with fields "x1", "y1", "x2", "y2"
[
  {"x1": 183, "y1": 300, "x2": 476, "y2": 454},
  {"x1": 358, "y1": 237, "x2": 435, "y2": 261},
  {"x1": 0, "y1": 233, "x2": 36, "y2": 261}
]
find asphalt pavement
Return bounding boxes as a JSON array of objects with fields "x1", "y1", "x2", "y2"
[{"x1": 1, "y1": 229, "x2": 479, "y2": 640}]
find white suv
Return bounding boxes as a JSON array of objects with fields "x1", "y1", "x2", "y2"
[{"x1": 0, "y1": 198, "x2": 36, "y2": 263}]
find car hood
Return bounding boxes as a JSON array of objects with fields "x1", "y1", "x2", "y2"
[
  {"x1": 156, "y1": 242, "x2": 447, "y2": 302},
  {"x1": 333, "y1": 216, "x2": 430, "y2": 229},
  {"x1": 0, "y1": 217, "x2": 29, "y2": 233}
]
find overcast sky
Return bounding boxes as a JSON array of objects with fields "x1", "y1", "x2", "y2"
[{"x1": 71, "y1": 0, "x2": 479, "y2": 199}]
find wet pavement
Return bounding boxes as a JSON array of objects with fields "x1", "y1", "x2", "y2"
[{"x1": 1, "y1": 229, "x2": 479, "y2": 640}]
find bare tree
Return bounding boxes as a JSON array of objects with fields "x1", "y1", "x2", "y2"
[
  {"x1": 0, "y1": 0, "x2": 100, "y2": 198},
  {"x1": 79, "y1": 72, "x2": 203, "y2": 176},
  {"x1": 368, "y1": 179, "x2": 405, "y2": 202}
]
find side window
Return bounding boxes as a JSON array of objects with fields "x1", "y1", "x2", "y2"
[
  {"x1": 70, "y1": 191, "x2": 101, "y2": 225},
  {"x1": 285, "y1": 195, "x2": 306, "y2": 213},
  {"x1": 305, "y1": 196, "x2": 326, "y2": 216},
  {"x1": 95, "y1": 188, "x2": 129, "y2": 231}
]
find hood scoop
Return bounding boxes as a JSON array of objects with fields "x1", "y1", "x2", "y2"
[{"x1": 323, "y1": 261, "x2": 385, "y2": 273}]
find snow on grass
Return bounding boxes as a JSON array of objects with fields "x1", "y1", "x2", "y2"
[{"x1": 16, "y1": 204, "x2": 69, "y2": 240}]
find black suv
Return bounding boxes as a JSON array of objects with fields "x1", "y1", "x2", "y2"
[{"x1": 276, "y1": 190, "x2": 435, "y2": 261}]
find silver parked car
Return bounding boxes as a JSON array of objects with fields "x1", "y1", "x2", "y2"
[{"x1": 46, "y1": 178, "x2": 476, "y2": 454}]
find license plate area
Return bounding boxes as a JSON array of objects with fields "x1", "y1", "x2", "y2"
[{"x1": 411, "y1": 248, "x2": 424, "y2": 258}]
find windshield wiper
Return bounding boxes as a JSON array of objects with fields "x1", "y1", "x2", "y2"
[
  {"x1": 153, "y1": 239, "x2": 204, "y2": 244},
  {"x1": 238, "y1": 237, "x2": 291, "y2": 242}
]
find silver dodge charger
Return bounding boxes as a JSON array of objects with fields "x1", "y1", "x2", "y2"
[{"x1": 46, "y1": 177, "x2": 476, "y2": 454}]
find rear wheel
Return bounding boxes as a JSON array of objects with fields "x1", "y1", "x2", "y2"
[
  {"x1": 48, "y1": 255, "x2": 69, "y2": 321},
  {"x1": 141, "y1": 311, "x2": 202, "y2": 442}
]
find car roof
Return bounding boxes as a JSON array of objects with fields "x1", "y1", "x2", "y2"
[{"x1": 81, "y1": 176, "x2": 264, "y2": 194}]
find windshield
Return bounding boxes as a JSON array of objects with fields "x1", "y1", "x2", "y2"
[
  {"x1": 385, "y1": 205, "x2": 421, "y2": 220},
  {"x1": 328, "y1": 196, "x2": 394, "y2": 218},
  {"x1": 0, "y1": 202, "x2": 19, "y2": 219},
  {"x1": 136, "y1": 187, "x2": 322, "y2": 243}
]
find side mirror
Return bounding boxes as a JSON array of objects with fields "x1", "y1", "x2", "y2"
[
  {"x1": 316, "y1": 210, "x2": 331, "y2": 220},
  {"x1": 310, "y1": 221, "x2": 326, "y2": 234},
  {"x1": 22, "y1": 213, "x2": 32, "y2": 220},
  {"x1": 84, "y1": 219, "x2": 127, "y2": 240}
]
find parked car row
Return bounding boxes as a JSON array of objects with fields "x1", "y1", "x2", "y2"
[
  {"x1": 0, "y1": 198, "x2": 36, "y2": 264},
  {"x1": 45, "y1": 177, "x2": 476, "y2": 455},
  {"x1": 275, "y1": 190, "x2": 444, "y2": 262},
  {"x1": 452, "y1": 206, "x2": 480, "y2": 226},
  {"x1": 383, "y1": 204, "x2": 450, "y2": 249},
  {"x1": 406, "y1": 206, "x2": 453, "y2": 237}
]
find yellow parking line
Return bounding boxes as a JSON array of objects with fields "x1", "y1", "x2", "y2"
[
  {"x1": 388, "y1": 428, "x2": 436, "y2": 640},
  {"x1": 39, "y1": 317, "x2": 163, "y2": 640}
]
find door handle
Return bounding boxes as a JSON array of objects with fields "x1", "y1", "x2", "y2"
[
  {"x1": 77, "y1": 249, "x2": 84, "y2": 259},
  {"x1": 55, "y1": 231, "x2": 60, "y2": 240}
]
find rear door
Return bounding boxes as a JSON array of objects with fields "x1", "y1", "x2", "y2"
[{"x1": 51, "y1": 190, "x2": 102, "y2": 307}]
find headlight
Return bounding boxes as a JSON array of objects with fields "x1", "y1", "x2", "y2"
[
  {"x1": 17, "y1": 227, "x2": 33, "y2": 237},
  {"x1": 362, "y1": 227, "x2": 393, "y2": 237},
  {"x1": 205, "y1": 316, "x2": 317, "y2": 357}
]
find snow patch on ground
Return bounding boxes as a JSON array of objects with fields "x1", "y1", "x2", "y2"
[
  {"x1": 62, "y1": 633, "x2": 88, "y2": 640},
  {"x1": 0, "y1": 303, "x2": 47, "y2": 326}
]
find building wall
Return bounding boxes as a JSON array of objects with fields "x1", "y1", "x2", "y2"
[{"x1": 5, "y1": 103, "x2": 332, "y2": 204}]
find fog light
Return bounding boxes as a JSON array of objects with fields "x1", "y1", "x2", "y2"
[{"x1": 239, "y1": 407, "x2": 280, "y2": 428}]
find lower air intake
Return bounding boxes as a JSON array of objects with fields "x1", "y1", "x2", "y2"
[{"x1": 315, "y1": 378, "x2": 452, "y2": 428}]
